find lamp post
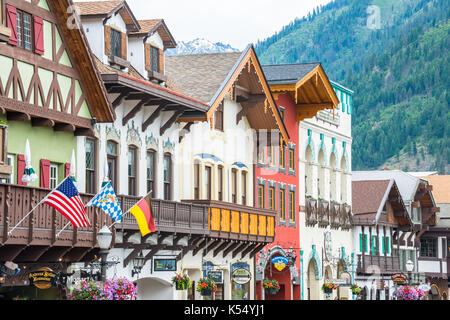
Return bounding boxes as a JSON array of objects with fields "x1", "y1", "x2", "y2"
[
  {"x1": 97, "y1": 225, "x2": 113, "y2": 282},
  {"x1": 405, "y1": 260, "x2": 414, "y2": 286},
  {"x1": 132, "y1": 252, "x2": 146, "y2": 278}
]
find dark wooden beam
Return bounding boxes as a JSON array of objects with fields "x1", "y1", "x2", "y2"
[
  {"x1": 31, "y1": 117, "x2": 55, "y2": 127},
  {"x1": 160, "y1": 110, "x2": 184, "y2": 135},
  {"x1": 125, "y1": 93, "x2": 150, "y2": 101},
  {"x1": 144, "y1": 244, "x2": 167, "y2": 262},
  {"x1": 7, "y1": 111, "x2": 31, "y2": 121},
  {"x1": 192, "y1": 239, "x2": 208, "y2": 256},
  {"x1": 236, "y1": 100, "x2": 258, "y2": 125},
  {"x1": 232, "y1": 243, "x2": 249, "y2": 258},
  {"x1": 241, "y1": 243, "x2": 257, "y2": 259},
  {"x1": 74, "y1": 127, "x2": 96, "y2": 137},
  {"x1": 144, "y1": 98, "x2": 164, "y2": 106},
  {"x1": 54, "y1": 123, "x2": 76, "y2": 132},
  {"x1": 179, "y1": 122, "x2": 193, "y2": 143},
  {"x1": 124, "y1": 247, "x2": 141, "y2": 268},
  {"x1": 122, "y1": 99, "x2": 146, "y2": 126},
  {"x1": 250, "y1": 243, "x2": 267, "y2": 258},
  {"x1": 163, "y1": 105, "x2": 186, "y2": 111},
  {"x1": 204, "y1": 240, "x2": 222, "y2": 255},
  {"x1": 112, "y1": 90, "x2": 133, "y2": 108},
  {"x1": 223, "y1": 242, "x2": 240, "y2": 257},
  {"x1": 142, "y1": 102, "x2": 169, "y2": 132}
]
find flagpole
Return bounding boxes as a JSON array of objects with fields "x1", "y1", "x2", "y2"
[
  {"x1": 108, "y1": 189, "x2": 153, "y2": 229},
  {"x1": 55, "y1": 222, "x2": 71, "y2": 239},
  {"x1": 8, "y1": 176, "x2": 69, "y2": 236}
]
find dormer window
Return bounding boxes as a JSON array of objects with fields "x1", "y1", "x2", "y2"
[
  {"x1": 150, "y1": 45, "x2": 160, "y2": 72},
  {"x1": 145, "y1": 43, "x2": 167, "y2": 83},
  {"x1": 110, "y1": 28, "x2": 121, "y2": 57}
]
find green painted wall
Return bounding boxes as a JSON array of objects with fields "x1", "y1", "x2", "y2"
[{"x1": 1, "y1": 115, "x2": 77, "y2": 187}]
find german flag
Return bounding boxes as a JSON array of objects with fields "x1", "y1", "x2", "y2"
[{"x1": 129, "y1": 194, "x2": 156, "y2": 236}]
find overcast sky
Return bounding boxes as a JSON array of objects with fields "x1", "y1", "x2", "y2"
[{"x1": 81, "y1": 0, "x2": 333, "y2": 49}]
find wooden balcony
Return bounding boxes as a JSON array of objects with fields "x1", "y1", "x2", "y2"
[
  {"x1": 318, "y1": 199, "x2": 330, "y2": 227},
  {"x1": 305, "y1": 197, "x2": 318, "y2": 226},
  {"x1": 116, "y1": 195, "x2": 209, "y2": 236},
  {"x1": 182, "y1": 200, "x2": 276, "y2": 243},
  {"x1": 357, "y1": 254, "x2": 401, "y2": 274},
  {"x1": 0, "y1": 183, "x2": 113, "y2": 263}
]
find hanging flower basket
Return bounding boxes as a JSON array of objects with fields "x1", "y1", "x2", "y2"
[
  {"x1": 171, "y1": 273, "x2": 191, "y2": 291},
  {"x1": 351, "y1": 284, "x2": 361, "y2": 295},
  {"x1": 263, "y1": 279, "x2": 280, "y2": 295},
  {"x1": 322, "y1": 282, "x2": 337, "y2": 294},
  {"x1": 396, "y1": 286, "x2": 426, "y2": 300},
  {"x1": 68, "y1": 277, "x2": 137, "y2": 300},
  {"x1": 196, "y1": 278, "x2": 217, "y2": 296}
]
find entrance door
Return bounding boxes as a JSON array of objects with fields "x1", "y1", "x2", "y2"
[{"x1": 307, "y1": 260, "x2": 320, "y2": 300}]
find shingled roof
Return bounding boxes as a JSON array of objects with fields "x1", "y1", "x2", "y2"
[
  {"x1": 75, "y1": 0, "x2": 123, "y2": 15},
  {"x1": 130, "y1": 19, "x2": 177, "y2": 49},
  {"x1": 165, "y1": 52, "x2": 243, "y2": 104},
  {"x1": 262, "y1": 63, "x2": 320, "y2": 84},
  {"x1": 352, "y1": 180, "x2": 392, "y2": 215}
]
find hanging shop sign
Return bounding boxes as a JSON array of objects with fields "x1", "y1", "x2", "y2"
[
  {"x1": 231, "y1": 262, "x2": 251, "y2": 285},
  {"x1": 207, "y1": 270, "x2": 224, "y2": 284},
  {"x1": 28, "y1": 267, "x2": 59, "y2": 289},
  {"x1": 203, "y1": 261, "x2": 215, "y2": 278},
  {"x1": 0, "y1": 261, "x2": 20, "y2": 277},
  {"x1": 271, "y1": 256, "x2": 289, "y2": 271},
  {"x1": 391, "y1": 273, "x2": 407, "y2": 283},
  {"x1": 153, "y1": 259, "x2": 177, "y2": 272}
]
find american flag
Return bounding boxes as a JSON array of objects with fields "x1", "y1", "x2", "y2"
[{"x1": 44, "y1": 177, "x2": 90, "y2": 228}]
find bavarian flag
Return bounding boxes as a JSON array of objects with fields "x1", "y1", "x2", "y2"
[{"x1": 129, "y1": 194, "x2": 156, "y2": 237}]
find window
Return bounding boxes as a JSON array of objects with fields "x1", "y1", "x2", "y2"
[
  {"x1": 288, "y1": 148, "x2": 294, "y2": 171},
  {"x1": 231, "y1": 168, "x2": 237, "y2": 203},
  {"x1": 279, "y1": 107, "x2": 285, "y2": 122},
  {"x1": 106, "y1": 141, "x2": 118, "y2": 191},
  {"x1": 16, "y1": 10, "x2": 32, "y2": 51},
  {"x1": 371, "y1": 236, "x2": 379, "y2": 256},
  {"x1": 150, "y1": 45, "x2": 160, "y2": 72},
  {"x1": 5, "y1": 154, "x2": 14, "y2": 184},
  {"x1": 110, "y1": 28, "x2": 121, "y2": 57},
  {"x1": 420, "y1": 238, "x2": 437, "y2": 257},
  {"x1": 163, "y1": 153, "x2": 171, "y2": 200},
  {"x1": 258, "y1": 184, "x2": 265, "y2": 209},
  {"x1": 128, "y1": 146, "x2": 137, "y2": 196},
  {"x1": 218, "y1": 166, "x2": 223, "y2": 201},
  {"x1": 194, "y1": 162, "x2": 200, "y2": 200},
  {"x1": 50, "y1": 163, "x2": 58, "y2": 189},
  {"x1": 214, "y1": 103, "x2": 224, "y2": 131},
  {"x1": 279, "y1": 188, "x2": 285, "y2": 221},
  {"x1": 289, "y1": 191, "x2": 295, "y2": 222},
  {"x1": 85, "y1": 138, "x2": 96, "y2": 194},
  {"x1": 382, "y1": 236, "x2": 391, "y2": 255},
  {"x1": 359, "y1": 234, "x2": 368, "y2": 253},
  {"x1": 205, "y1": 166, "x2": 212, "y2": 200},
  {"x1": 146, "y1": 150, "x2": 156, "y2": 197},
  {"x1": 241, "y1": 171, "x2": 247, "y2": 205},
  {"x1": 279, "y1": 146, "x2": 285, "y2": 169},
  {"x1": 268, "y1": 187, "x2": 275, "y2": 210}
]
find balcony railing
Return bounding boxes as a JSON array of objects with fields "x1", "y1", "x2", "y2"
[
  {"x1": 182, "y1": 200, "x2": 276, "y2": 243},
  {"x1": 318, "y1": 199, "x2": 329, "y2": 227},
  {"x1": 305, "y1": 197, "x2": 318, "y2": 226},
  {"x1": 117, "y1": 195, "x2": 209, "y2": 236},
  {"x1": 357, "y1": 254, "x2": 401, "y2": 274}
]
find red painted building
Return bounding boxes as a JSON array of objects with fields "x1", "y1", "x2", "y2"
[{"x1": 254, "y1": 92, "x2": 301, "y2": 300}]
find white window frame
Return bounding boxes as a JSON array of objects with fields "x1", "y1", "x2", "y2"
[{"x1": 50, "y1": 163, "x2": 58, "y2": 189}]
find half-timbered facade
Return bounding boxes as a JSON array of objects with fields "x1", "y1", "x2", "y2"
[
  {"x1": 165, "y1": 45, "x2": 289, "y2": 300},
  {"x1": 0, "y1": 0, "x2": 114, "y2": 300}
]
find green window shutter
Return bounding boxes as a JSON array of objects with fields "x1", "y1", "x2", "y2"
[
  {"x1": 387, "y1": 236, "x2": 390, "y2": 254},
  {"x1": 359, "y1": 234, "x2": 363, "y2": 252},
  {"x1": 382, "y1": 236, "x2": 385, "y2": 254},
  {"x1": 365, "y1": 235, "x2": 368, "y2": 253}
]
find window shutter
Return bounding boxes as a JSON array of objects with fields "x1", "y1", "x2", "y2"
[
  {"x1": 359, "y1": 234, "x2": 363, "y2": 252},
  {"x1": 64, "y1": 163, "x2": 71, "y2": 177},
  {"x1": 144, "y1": 43, "x2": 150, "y2": 71},
  {"x1": 33, "y1": 16, "x2": 44, "y2": 55},
  {"x1": 159, "y1": 48, "x2": 164, "y2": 74},
  {"x1": 121, "y1": 32, "x2": 127, "y2": 60},
  {"x1": 17, "y1": 154, "x2": 26, "y2": 185},
  {"x1": 104, "y1": 26, "x2": 111, "y2": 56},
  {"x1": 386, "y1": 236, "x2": 390, "y2": 254},
  {"x1": 6, "y1": 5, "x2": 18, "y2": 46},
  {"x1": 382, "y1": 236, "x2": 385, "y2": 254},
  {"x1": 40, "y1": 159, "x2": 50, "y2": 188}
]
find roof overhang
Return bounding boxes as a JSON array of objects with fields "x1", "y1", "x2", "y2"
[
  {"x1": 50, "y1": 0, "x2": 115, "y2": 123},
  {"x1": 130, "y1": 20, "x2": 177, "y2": 50},
  {"x1": 269, "y1": 64, "x2": 339, "y2": 122},
  {"x1": 205, "y1": 45, "x2": 290, "y2": 144}
]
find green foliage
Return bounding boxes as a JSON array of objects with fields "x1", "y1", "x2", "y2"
[{"x1": 255, "y1": 0, "x2": 449, "y2": 173}]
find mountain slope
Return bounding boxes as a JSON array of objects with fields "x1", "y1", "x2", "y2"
[
  {"x1": 166, "y1": 38, "x2": 239, "y2": 55},
  {"x1": 255, "y1": 0, "x2": 450, "y2": 173}
]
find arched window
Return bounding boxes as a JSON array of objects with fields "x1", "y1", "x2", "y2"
[
  {"x1": 305, "y1": 145, "x2": 313, "y2": 197},
  {"x1": 318, "y1": 149, "x2": 325, "y2": 199},
  {"x1": 330, "y1": 152, "x2": 337, "y2": 202},
  {"x1": 128, "y1": 145, "x2": 138, "y2": 196},
  {"x1": 146, "y1": 149, "x2": 156, "y2": 197},
  {"x1": 340, "y1": 156, "x2": 347, "y2": 203},
  {"x1": 85, "y1": 137, "x2": 97, "y2": 194},
  {"x1": 163, "y1": 153, "x2": 172, "y2": 200},
  {"x1": 106, "y1": 140, "x2": 118, "y2": 191}
]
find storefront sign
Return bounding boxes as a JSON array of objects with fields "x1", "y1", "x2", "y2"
[
  {"x1": 0, "y1": 261, "x2": 20, "y2": 277},
  {"x1": 28, "y1": 267, "x2": 58, "y2": 289},
  {"x1": 391, "y1": 272, "x2": 407, "y2": 283},
  {"x1": 271, "y1": 256, "x2": 289, "y2": 271},
  {"x1": 153, "y1": 259, "x2": 176, "y2": 271},
  {"x1": 207, "y1": 270, "x2": 223, "y2": 284},
  {"x1": 231, "y1": 262, "x2": 251, "y2": 285}
]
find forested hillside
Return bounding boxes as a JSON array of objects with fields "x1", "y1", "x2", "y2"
[{"x1": 255, "y1": 0, "x2": 449, "y2": 173}]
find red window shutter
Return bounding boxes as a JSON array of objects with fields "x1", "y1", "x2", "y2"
[
  {"x1": 6, "y1": 5, "x2": 18, "y2": 46},
  {"x1": 64, "y1": 163, "x2": 71, "y2": 177},
  {"x1": 145, "y1": 43, "x2": 151, "y2": 71},
  {"x1": 40, "y1": 159, "x2": 50, "y2": 189},
  {"x1": 33, "y1": 16, "x2": 44, "y2": 55},
  {"x1": 17, "y1": 154, "x2": 26, "y2": 185},
  {"x1": 159, "y1": 49, "x2": 164, "y2": 74},
  {"x1": 121, "y1": 32, "x2": 127, "y2": 60}
]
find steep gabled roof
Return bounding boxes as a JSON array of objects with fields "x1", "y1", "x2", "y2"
[
  {"x1": 421, "y1": 175, "x2": 450, "y2": 204},
  {"x1": 130, "y1": 19, "x2": 177, "y2": 49},
  {"x1": 165, "y1": 45, "x2": 290, "y2": 143},
  {"x1": 262, "y1": 63, "x2": 320, "y2": 85},
  {"x1": 51, "y1": 0, "x2": 114, "y2": 123}
]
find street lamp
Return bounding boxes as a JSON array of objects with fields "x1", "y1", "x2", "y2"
[
  {"x1": 405, "y1": 260, "x2": 414, "y2": 286},
  {"x1": 132, "y1": 252, "x2": 146, "y2": 278},
  {"x1": 97, "y1": 225, "x2": 113, "y2": 282}
]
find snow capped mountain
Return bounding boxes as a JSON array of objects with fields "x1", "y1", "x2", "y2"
[{"x1": 166, "y1": 38, "x2": 239, "y2": 55}]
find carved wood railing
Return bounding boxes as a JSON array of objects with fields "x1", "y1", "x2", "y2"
[
  {"x1": 305, "y1": 197, "x2": 318, "y2": 226},
  {"x1": 357, "y1": 254, "x2": 401, "y2": 274},
  {"x1": 318, "y1": 199, "x2": 329, "y2": 227}
]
